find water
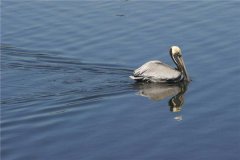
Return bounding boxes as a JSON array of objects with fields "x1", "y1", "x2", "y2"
[{"x1": 1, "y1": 1, "x2": 240, "y2": 160}]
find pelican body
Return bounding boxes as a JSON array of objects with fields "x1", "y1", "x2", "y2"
[{"x1": 130, "y1": 46, "x2": 190, "y2": 83}]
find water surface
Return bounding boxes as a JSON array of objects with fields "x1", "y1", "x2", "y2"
[{"x1": 1, "y1": 1, "x2": 240, "y2": 160}]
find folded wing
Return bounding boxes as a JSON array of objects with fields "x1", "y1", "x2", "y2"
[{"x1": 131, "y1": 60, "x2": 182, "y2": 82}]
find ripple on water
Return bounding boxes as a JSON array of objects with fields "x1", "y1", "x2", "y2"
[{"x1": 2, "y1": 1, "x2": 240, "y2": 160}]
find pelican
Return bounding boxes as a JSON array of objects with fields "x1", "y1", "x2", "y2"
[{"x1": 130, "y1": 46, "x2": 190, "y2": 83}]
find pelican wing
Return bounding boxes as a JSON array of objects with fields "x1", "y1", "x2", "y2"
[{"x1": 132, "y1": 60, "x2": 182, "y2": 82}]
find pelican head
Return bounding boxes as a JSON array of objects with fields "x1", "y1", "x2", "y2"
[{"x1": 170, "y1": 46, "x2": 190, "y2": 81}]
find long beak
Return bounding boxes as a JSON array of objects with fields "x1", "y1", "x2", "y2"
[{"x1": 176, "y1": 56, "x2": 190, "y2": 82}]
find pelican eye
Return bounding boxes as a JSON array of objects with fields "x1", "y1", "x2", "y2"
[{"x1": 178, "y1": 54, "x2": 182, "y2": 57}]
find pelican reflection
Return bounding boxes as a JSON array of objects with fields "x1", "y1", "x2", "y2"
[{"x1": 134, "y1": 82, "x2": 188, "y2": 113}]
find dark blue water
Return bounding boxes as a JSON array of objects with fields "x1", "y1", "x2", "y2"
[{"x1": 1, "y1": 1, "x2": 240, "y2": 160}]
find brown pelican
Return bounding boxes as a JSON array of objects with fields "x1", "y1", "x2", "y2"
[{"x1": 130, "y1": 46, "x2": 190, "y2": 83}]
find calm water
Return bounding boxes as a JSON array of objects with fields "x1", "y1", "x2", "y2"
[{"x1": 1, "y1": 1, "x2": 240, "y2": 160}]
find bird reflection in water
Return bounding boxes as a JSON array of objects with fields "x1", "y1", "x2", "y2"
[{"x1": 134, "y1": 82, "x2": 188, "y2": 121}]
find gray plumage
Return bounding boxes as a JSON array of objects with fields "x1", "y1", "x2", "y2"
[{"x1": 130, "y1": 60, "x2": 182, "y2": 82}]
